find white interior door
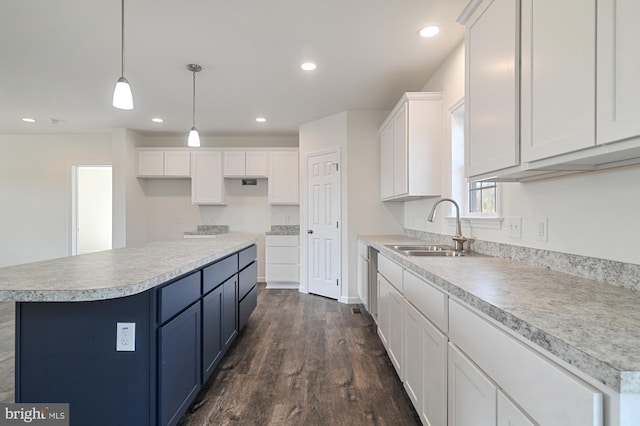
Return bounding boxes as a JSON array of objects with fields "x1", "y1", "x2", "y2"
[
  {"x1": 72, "y1": 165, "x2": 112, "y2": 255},
  {"x1": 306, "y1": 150, "x2": 340, "y2": 300}
]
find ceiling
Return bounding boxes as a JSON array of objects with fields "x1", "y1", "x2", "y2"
[{"x1": 1, "y1": 0, "x2": 467, "y2": 137}]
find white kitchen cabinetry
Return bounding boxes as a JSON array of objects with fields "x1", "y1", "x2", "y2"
[
  {"x1": 520, "y1": 0, "x2": 596, "y2": 162},
  {"x1": 497, "y1": 391, "x2": 536, "y2": 426},
  {"x1": 191, "y1": 151, "x2": 225, "y2": 205},
  {"x1": 377, "y1": 273, "x2": 390, "y2": 348},
  {"x1": 137, "y1": 150, "x2": 190, "y2": 178},
  {"x1": 268, "y1": 150, "x2": 299, "y2": 205},
  {"x1": 265, "y1": 235, "x2": 299, "y2": 289},
  {"x1": 387, "y1": 281, "x2": 404, "y2": 379},
  {"x1": 448, "y1": 343, "x2": 497, "y2": 426},
  {"x1": 597, "y1": 0, "x2": 640, "y2": 145},
  {"x1": 379, "y1": 92, "x2": 442, "y2": 201},
  {"x1": 223, "y1": 151, "x2": 268, "y2": 177},
  {"x1": 461, "y1": 0, "x2": 520, "y2": 178}
]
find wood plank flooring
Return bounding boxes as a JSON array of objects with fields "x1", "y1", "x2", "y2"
[
  {"x1": 179, "y1": 284, "x2": 420, "y2": 426},
  {"x1": 0, "y1": 286, "x2": 420, "y2": 425}
]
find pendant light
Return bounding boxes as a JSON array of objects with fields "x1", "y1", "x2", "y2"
[
  {"x1": 112, "y1": 0, "x2": 133, "y2": 110},
  {"x1": 187, "y1": 64, "x2": 202, "y2": 147}
]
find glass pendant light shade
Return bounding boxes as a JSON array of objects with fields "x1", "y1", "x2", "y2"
[
  {"x1": 187, "y1": 126, "x2": 201, "y2": 147},
  {"x1": 113, "y1": 76, "x2": 133, "y2": 110}
]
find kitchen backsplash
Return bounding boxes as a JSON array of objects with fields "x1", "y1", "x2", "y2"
[{"x1": 405, "y1": 229, "x2": 640, "y2": 292}]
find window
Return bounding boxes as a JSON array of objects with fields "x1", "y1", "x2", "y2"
[{"x1": 450, "y1": 100, "x2": 501, "y2": 227}]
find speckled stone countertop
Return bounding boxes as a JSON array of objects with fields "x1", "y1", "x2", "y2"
[
  {"x1": 360, "y1": 235, "x2": 640, "y2": 394},
  {"x1": 183, "y1": 224, "x2": 229, "y2": 236},
  {"x1": 265, "y1": 225, "x2": 300, "y2": 235},
  {"x1": 0, "y1": 232, "x2": 257, "y2": 303}
]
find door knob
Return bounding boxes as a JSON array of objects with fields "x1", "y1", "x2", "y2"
[{"x1": 307, "y1": 230, "x2": 314, "y2": 234}]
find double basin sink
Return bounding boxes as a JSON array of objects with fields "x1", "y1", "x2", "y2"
[{"x1": 386, "y1": 244, "x2": 466, "y2": 257}]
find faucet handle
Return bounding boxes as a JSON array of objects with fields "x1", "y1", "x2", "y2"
[{"x1": 452, "y1": 236, "x2": 468, "y2": 252}]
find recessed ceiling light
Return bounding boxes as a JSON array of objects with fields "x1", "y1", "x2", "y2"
[
  {"x1": 256, "y1": 117, "x2": 267, "y2": 123},
  {"x1": 419, "y1": 26, "x2": 440, "y2": 38},
  {"x1": 151, "y1": 118, "x2": 164, "y2": 123},
  {"x1": 22, "y1": 117, "x2": 36, "y2": 123},
  {"x1": 301, "y1": 62, "x2": 317, "y2": 71}
]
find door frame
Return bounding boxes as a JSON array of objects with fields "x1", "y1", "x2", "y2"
[{"x1": 300, "y1": 147, "x2": 342, "y2": 298}]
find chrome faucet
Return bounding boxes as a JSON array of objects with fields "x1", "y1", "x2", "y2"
[{"x1": 427, "y1": 198, "x2": 468, "y2": 252}]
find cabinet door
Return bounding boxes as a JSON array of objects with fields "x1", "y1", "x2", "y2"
[
  {"x1": 268, "y1": 150, "x2": 299, "y2": 205},
  {"x1": 497, "y1": 390, "x2": 536, "y2": 426},
  {"x1": 377, "y1": 273, "x2": 389, "y2": 348},
  {"x1": 137, "y1": 151, "x2": 164, "y2": 176},
  {"x1": 357, "y1": 255, "x2": 369, "y2": 309},
  {"x1": 387, "y1": 282, "x2": 404, "y2": 380},
  {"x1": 164, "y1": 151, "x2": 191, "y2": 177},
  {"x1": 380, "y1": 120, "x2": 394, "y2": 200},
  {"x1": 521, "y1": 0, "x2": 596, "y2": 162},
  {"x1": 191, "y1": 151, "x2": 225, "y2": 204},
  {"x1": 392, "y1": 103, "x2": 408, "y2": 197},
  {"x1": 597, "y1": 0, "x2": 640, "y2": 145},
  {"x1": 158, "y1": 302, "x2": 201, "y2": 426},
  {"x1": 464, "y1": 0, "x2": 520, "y2": 177},
  {"x1": 223, "y1": 151, "x2": 246, "y2": 176},
  {"x1": 245, "y1": 151, "x2": 268, "y2": 176},
  {"x1": 448, "y1": 343, "x2": 497, "y2": 426},
  {"x1": 222, "y1": 275, "x2": 238, "y2": 351},
  {"x1": 202, "y1": 285, "x2": 223, "y2": 382}
]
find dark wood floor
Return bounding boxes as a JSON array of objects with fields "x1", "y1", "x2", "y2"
[{"x1": 179, "y1": 284, "x2": 420, "y2": 426}]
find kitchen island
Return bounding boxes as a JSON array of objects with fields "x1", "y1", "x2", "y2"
[{"x1": 0, "y1": 233, "x2": 259, "y2": 426}]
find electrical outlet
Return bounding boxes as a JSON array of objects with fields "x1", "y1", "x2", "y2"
[
  {"x1": 284, "y1": 215, "x2": 290, "y2": 224},
  {"x1": 175, "y1": 217, "x2": 182, "y2": 225},
  {"x1": 116, "y1": 322, "x2": 136, "y2": 352},
  {"x1": 508, "y1": 217, "x2": 522, "y2": 239},
  {"x1": 536, "y1": 217, "x2": 548, "y2": 242}
]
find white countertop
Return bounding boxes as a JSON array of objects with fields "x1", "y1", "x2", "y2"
[
  {"x1": 0, "y1": 233, "x2": 258, "y2": 302},
  {"x1": 361, "y1": 235, "x2": 640, "y2": 394}
]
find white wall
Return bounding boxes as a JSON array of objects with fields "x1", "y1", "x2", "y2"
[
  {"x1": 299, "y1": 111, "x2": 404, "y2": 302},
  {"x1": 404, "y1": 42, "x2": 640, "y2": 265},
  {"x1": 0, "y1": 133, "x2": 111, "y2": 267}
]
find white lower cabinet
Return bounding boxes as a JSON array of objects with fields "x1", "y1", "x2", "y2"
[
  {"x1": 387, "y1": 282, "x2": 404, "y2": 379},
  {"x1": 265, "y1": 235, "x2": 299, "y2": 288},
  {"x1": 377, "y1": 273, "x2": 390, "y2": 348},
  {"x1": 497, "y1": 390, "x2": 536, "y2": 426},
  {"x1": 448, "y1": 343, "x2": 497, "y2": 426},
  {"x1": 404, "y1": 300, "x2": 447, "y2": 426}
]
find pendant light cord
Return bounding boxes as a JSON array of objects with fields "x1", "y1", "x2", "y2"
[
  {"x1": 120, "y1": 0, "x2": 125, "y2": 77},
  {"x1": 192, "y1": 71, "x2": 196, "y2": 127}
]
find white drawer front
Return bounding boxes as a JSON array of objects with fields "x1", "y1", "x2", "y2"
[
  {"x1": 403, "y1": 269, "x2": 448, "y2": 333},
  {"x1": 266, "y1": 235, "x2": 299, "y2": 247},
  {"x1": 358, "y1": 241, "x2": 369, "y2": 259},
  {"x1": 449, "y1": 300, "x2": 603, "y2": 426},
  {"x1": 266, "y1": 264, "x2": 299, "y2": 282},
  {"x1": 266, "y1": 246, "x2": 299, "y2": 264},
  {"x1": 378, "y1": 254, "x2": 403, "y2": 292}
]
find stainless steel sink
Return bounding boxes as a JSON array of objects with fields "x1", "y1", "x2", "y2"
[{"x1": 385, "y1": 244, "x2": 466, "y2": 257}]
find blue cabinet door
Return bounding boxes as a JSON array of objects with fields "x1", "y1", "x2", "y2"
[
  {"x1": 222, "y1": 275, "x2": 238, "y2": 350},
  {"x1": 202, "y1": 284, "x2": 223, "y2": 382},
  {"x1": 158, "y1": 302, "x2": 201, "y2": 426}
]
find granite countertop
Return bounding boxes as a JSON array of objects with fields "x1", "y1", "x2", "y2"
[
  {"x1": 360, "y1": 235, "x2": 640, "y2": 395},
  {"x1": 265, "y1": 225, "x2": 300, "y2": 235},
  {"x1": 183, "y1": 224, "x2": 229, "y2": 236},
  {"x1": 0, "y1": 232, "x2": 257, "y2": 302}
]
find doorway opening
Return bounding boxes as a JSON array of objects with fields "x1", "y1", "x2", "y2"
[{"x1": 71, "y1": 165, "x2": 113, "y2": 255}]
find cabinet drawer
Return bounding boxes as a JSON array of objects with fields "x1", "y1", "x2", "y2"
[
  {"x1": 203, "y1": 254, "x2": 238, "y2": 295},
  {"x1": 158, "y1": 272, "x2": 201, "y2": 324},
  {"x1": 358, "y1": 241, "x2": 369, "y2": 259},
  {"x1": 378, "y1": 254, "x2": 403, "y2": 292},
  {"x1": 239, "y1": 245, "x2": 257, "y2": 270},
  {"x1": 403, "y1": 270, "x2": 448, "y2": 333},
  {"x1": 239, "y1": 285, "x2": 258, "y2": 331},
  {"x1": 266, "y1": 264, "x2": 299, "y2": 282},
  {"x1": 239, "y1": 261, "x2": 257, "y2": 300},
  {"x1": 266, "y1": 246, "x2": 299, "y2": 264},
  {"x1": 449, "y1": 300, "x2": 603, "y2": 426},
  {"x1": 266, "y1": 235, "x2": 299, "y2": 247}
]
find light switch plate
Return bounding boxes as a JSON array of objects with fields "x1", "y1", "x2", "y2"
[
  {"x1": 116, "y1": 322, "x2": 136, "y2": 352},
  {"x1": 536, "y1": 217, "x2": 548, "y2": 242},
  {"x1": 507, "y1": 217, "x2": 522, "y2": 239}
]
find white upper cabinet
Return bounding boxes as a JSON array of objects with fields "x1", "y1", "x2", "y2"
[
  {"x1": 268, "y1": 150, "x2": 299, "y2": 205},
  {"x1": 223, "y1": 151, "x2": 268, "y2": 177},
  {"x1": 520, "y1": 0, "x2": 596, "y2": 162},
  {"x1": 379, "y1": 92, "x2": 442, "y2": 201},
  {"x1": 597, "y1": 0, "x2": 640, "y2": 145},
  {"x1": 462, "y1": 0, "x2": 520, "y2": 177},
  {"x1": 191, "y1": 151, "x2": 225, "y2": 205},
  {"x1": 137, "y1": 150, "x2": 190, "y2": 178}
]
